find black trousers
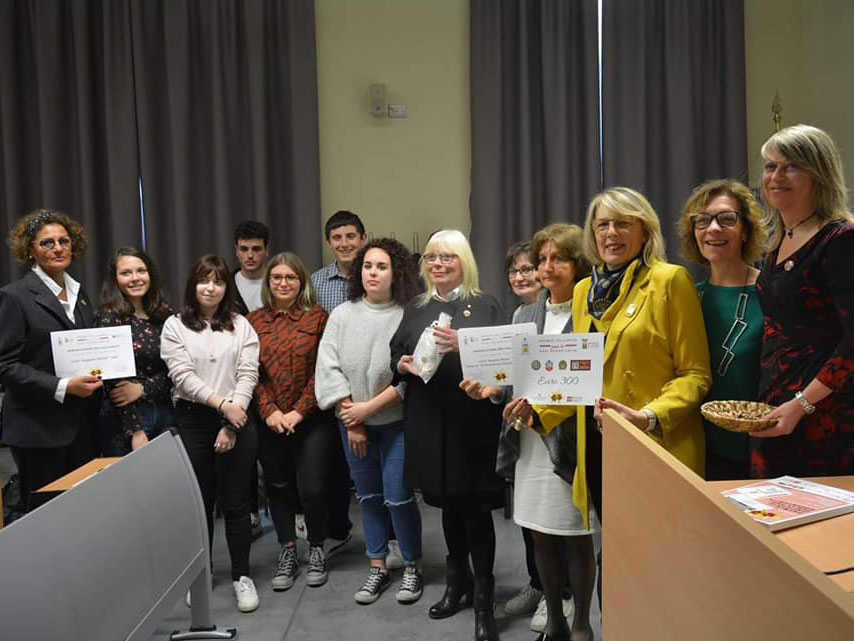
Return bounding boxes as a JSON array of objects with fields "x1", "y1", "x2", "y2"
[
  {"x1": 257, "y1": 411, "x2": 333, "y2": 546},
  {"x1": 323, "y1": 408, "x2": 353, "y2": 540},
  {"x1": 175, "y1": 400, "x2": 257, "y2": 581},
  {"x1": 11, "y1": 424, "x2": 97, "y2": 512}
]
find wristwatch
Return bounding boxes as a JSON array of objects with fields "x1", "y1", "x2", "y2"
[
  {"x1": 641, "y1": 408, "x2": 658, "y2": 433},
  {"x1": 795, "y1": 390, "x2": 816, "y2": 415}
]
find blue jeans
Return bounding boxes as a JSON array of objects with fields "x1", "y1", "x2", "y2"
[
  {"x1": 98, "y1": 399, "x2": 172, "y2": 456},
  {"x1": 339, "y1": 420, "x2": 422, "y2": 564}
]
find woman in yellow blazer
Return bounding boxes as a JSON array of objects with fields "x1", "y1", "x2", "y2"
[{"x1": 506, "y1": 187, "x2": 711, "y2": 507}]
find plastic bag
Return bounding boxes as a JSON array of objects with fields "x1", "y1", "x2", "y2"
[{"x1": 412, "y1": 312, "x2": 453, "y2": 383}]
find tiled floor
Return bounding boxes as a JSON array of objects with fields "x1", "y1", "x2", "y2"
[{"x1": 0, "y1": 447, "x2": 601, "y2": 641}]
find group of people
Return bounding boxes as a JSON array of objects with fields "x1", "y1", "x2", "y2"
[{"x1": 1, "y1": 124, "x2": 853, "y2": 641}]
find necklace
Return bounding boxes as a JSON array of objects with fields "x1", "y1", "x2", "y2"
[
  {"x1": 784, "y1": 212, "x2": 817, "y2": 238},
  {"x1": 717, "y1": 265, "x2": 751, "y2": 377}
]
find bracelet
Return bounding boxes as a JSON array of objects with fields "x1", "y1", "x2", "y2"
[{"x1": 217, "y1": 398, "x2": 228, "y2": 414}]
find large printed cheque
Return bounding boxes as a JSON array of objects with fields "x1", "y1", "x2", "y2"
[
  {"x1": 511, "y1": 333, "x2": 604, "y2": 405},
  {"x1": 51, "y1": 326, "x2": 136, "y2": 380},
  {"x1": 458, "y1": 323, "x2": 537, "y2": 386}
]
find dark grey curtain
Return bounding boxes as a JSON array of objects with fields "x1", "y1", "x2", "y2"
[
  {"x1": 470, "y1": 0, "x2": 600, "y2": 312},
  {"x1": 0, "y1": 0, "x2": 143, "y2": 294},
  {"x1": 602, "y1": 0, "x2": 747, "y2": 263},
  {"x1": 130, "y1": 0, "x2": 321, "y2": 300}
]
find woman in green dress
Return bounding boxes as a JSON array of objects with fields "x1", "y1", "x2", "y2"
[{"x1": 678, "y1": 179, "x2": 769, "y2": 480}]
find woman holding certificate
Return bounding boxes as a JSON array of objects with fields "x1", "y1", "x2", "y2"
[
  {"x1": 465, "y1": 224, "x2": 598, "y2": 641},
  {"x1": 96, "y1": 247, "x2": 173, "y2": 455},
  {"x1": 390, "y1": 230, "x2": 504, "y2": 641},
  {"x1": 0, "y1": 209, "x2": 102, "y2": 512},
  {"x1": 160, "y1": 255, "x2": 260, "y2": 613}
]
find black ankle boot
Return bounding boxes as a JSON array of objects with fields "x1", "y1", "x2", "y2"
[
  {"x1": 428, "y1": 556, "x2": 474, "y2": 619},
  {"x1": 474, "y1": 575, "x2": 499, "y2": 641}
]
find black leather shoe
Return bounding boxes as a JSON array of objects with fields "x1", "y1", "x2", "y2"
[
  {"x1": 428, "y1": 556, "x2": 474, "y2": 619},
  {"x1": 474, "y1": 575, "x2": 499, "y2": 641}
]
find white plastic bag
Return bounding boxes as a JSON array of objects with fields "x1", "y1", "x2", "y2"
[{"x1": 412, "y1": 312, "x2": 453, "y2": 383}]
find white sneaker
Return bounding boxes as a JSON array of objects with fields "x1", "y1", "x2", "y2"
[
  {"x1": 386, "y1": 540, "x2": 404, "y2": 570},
  {"x1": 233, "y1": 576, "x2": 259, "y2": 613},
  {"x1": 530, "y1": 595, "x2": 574, "y2": 632},
  {"x1": 504, "y1": 584, "x2": 543, "y2": 616},
  {"x1": 295, "y1": 513, "x2": 307, "y2": 540}
]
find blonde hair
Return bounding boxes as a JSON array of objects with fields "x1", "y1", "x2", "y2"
[
  {"x1": 582, "y1": 187, "x2": 667, "y2": 267},
  {"x1": 417, "y1": 229, "x2": 480, "y2": 306},
  {"x1": 530, "y1": 223, "x2": 591, "y2": 280},
  {"x1": 678, "y1": 179, "x2": 769, "y2": 266},
  {"x1": 261, "y1": 252, "x2": 317, "y2": 312},
  {"x1": 761, "y1": 124, "x2": 851, "y2": 241}
]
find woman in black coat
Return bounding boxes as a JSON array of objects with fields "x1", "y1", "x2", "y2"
[
  {"x1": 0, "y1": 209, "x2": 102, "y2": 512},
  {"x1": 390, "y1": 229, "x2": 504, "y2": 641}
]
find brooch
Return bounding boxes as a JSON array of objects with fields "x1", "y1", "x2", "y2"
[
  {"x1": 463, "y1": 304, "x2": 472, "y2": 318},
  {"x1": 626, "y1": 303, "x2": 636, "y2": 317},
  {"x1": 784, "y1": 260, "x2": 795, "y2": 272}
]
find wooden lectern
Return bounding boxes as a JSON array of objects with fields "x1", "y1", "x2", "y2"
[{"x1": 601, "y1": 409, "x2": 854, "y2": 640}]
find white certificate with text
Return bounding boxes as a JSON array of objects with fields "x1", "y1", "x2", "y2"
[
  {"x1": 511, "y1": 333, "x2": 604, "y2": 405},
  {"x1": 51, "y1": 326, "x2": 136, "y2": 380},
  {"x1": 458, "y1": 323, "x2": 537, "y2": 386}
]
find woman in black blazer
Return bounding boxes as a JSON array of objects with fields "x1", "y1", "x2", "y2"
[{"x1": 0, "y1": 209, "x2": 102, "y2": 511}]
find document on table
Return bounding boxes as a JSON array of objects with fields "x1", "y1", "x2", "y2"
[
  {"x1": 458, "y1": 323, "x2": 537, "y2": 386},
  {"x1": 511, "y1": 333, "x2": 604, "y2": 405},
  {"x1": 51, "y1": 326, "x2": 136, "y2": 380}
]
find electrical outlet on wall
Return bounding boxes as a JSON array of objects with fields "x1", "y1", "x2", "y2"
[{"x1": 388, "y1": 104, "x2": 407, "y2": 118}]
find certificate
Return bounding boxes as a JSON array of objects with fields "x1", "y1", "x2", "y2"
[
  {"x1": 51, "y1": 326, "x2": 136, "y2": 380},
  {"x1": 511, "y1": 333, "x2": 604, "y2": 405},
  {"x1": 458, "y1": 323, "x2": 537, "y2": 385}
]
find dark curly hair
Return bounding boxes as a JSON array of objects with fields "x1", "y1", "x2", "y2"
[
  {"x1": 99, "y1": 247, "x2": 171, "y2": 322},
  {"x1": 180, "y1": 255, "x2": 236, "y2": 332},
  {"x1": 9, "y1": 208, "x2": 88, "y2": 266},
  {"x1": 349, "y1": 238, "x2": 419, "y2": 306}
]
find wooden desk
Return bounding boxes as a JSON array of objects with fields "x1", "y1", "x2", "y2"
[
  {"x1": 36, "y1": 457, "x2": 121, "y2": 493},
  {"x1": 711, "y1": 476, "x2": 854, "y2": 594}
]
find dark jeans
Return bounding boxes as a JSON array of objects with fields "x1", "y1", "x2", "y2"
[
  {"x1": 10, "y1": 423, "x2": 97, "y2": 512},
  {"x1": 258, "y1": 411, "x2": 333, "y2": 546},
  {"x1": 98, "y1": 399, "x2": 172, "y2": 456},
  {"x1": 175, "y1": 400, "x2": 257, "y2": 580}
]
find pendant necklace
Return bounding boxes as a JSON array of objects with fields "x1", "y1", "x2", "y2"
[
  {"x1": 784, "y1": 211, "x2": 817, "y2": 238},
  {"x1": 717, "y1": 265, "x2": 751, "y2": 377}
]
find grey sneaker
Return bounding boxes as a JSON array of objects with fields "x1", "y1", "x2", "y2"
[
  {"x1": 504, "y1": 584, "x2": 543, "y2": 616},
  {"x1": 355, "y1": 567, "x2": 392, "y2": 604},
  {"x1": 395, "y1": 565, "x2": 423, "y2": 604},
  {"x1": 306, "y1": 545, "x2": 328, "y2": 587},
  {"x1": 326, "y1": 533, "x2": 352, "y2": 560},
  {"x1": 272, "y1": 546, "x2": 299, "y2": 591}
]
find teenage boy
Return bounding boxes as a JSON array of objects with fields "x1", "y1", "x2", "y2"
[
  {"x1": 233, "y1": 221, "x2": 270, "y2": 315},
  {"x1": 310, "y1": 210, "x2": 367, "y2": 313}
]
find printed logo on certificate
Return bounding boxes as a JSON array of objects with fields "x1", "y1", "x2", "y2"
[
  {"x1": 511, "y1": 333, "x2": 604, "y2": 405},
  {"x1": 458, "y1": 323, "x2": 537, "y2": 386}
]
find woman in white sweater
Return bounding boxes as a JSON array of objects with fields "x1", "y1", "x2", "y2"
[
  {"x1": 160, "y1": 255, "x2": 260, "y2": 613},
  {"x1": 315, "y1": 238, "x2": 422, "y2": 606}
]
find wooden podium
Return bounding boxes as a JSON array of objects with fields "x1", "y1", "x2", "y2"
[{"x1": 601, "y1": 409, "x2": 854, "y2": 640}]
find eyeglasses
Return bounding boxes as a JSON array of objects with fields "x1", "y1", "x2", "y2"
[
  {"x1": 270, "y1": 274, "x2": 299, "y2": 284},
  {"x1": 508, "y1": 265, "x2": 535, "y2": 277},
  {"x1": 594, "y1": 218, "x2": 635, "y2": 234},
  {"x1": 763, "y1": 161, "x2": 805, "y2": 176},
  {"x1": 36, "y1": 237, "x2": 72, "y2": 250},
  {"x1": 422, "y1": 253, "x2": 457, "y2": 265},
  {"x1": 691, "y1": 210, "x2": 740, "y2": 230}
]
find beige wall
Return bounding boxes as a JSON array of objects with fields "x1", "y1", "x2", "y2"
[
  {"x1": 315, "y1": 0, "x2": 470, "y2": 263},
  {"x1": 745, "y1": 0, "x2": 854, "y2": 191}
]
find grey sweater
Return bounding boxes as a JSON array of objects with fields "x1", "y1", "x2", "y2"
[{"x1": 314, "y1": 298, "x2": 406, "y2": 425}]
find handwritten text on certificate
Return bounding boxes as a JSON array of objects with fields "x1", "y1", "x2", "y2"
[
  {"x1": 511, "y1": 333, "x2": 604, "y2": 405},
  {"x1": 458, "y1": 323, "x2": 537, "y2": 386}
]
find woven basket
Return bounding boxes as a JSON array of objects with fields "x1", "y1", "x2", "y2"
[{"x1": 701, "y1": 400, "x2": 777, "y2": 433}]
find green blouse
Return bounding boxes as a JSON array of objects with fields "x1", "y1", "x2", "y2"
[{"x1": 696, "y1": 281, "x2": 763, "y2": 462}]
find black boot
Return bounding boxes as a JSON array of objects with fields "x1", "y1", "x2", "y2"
[
  {"x1": 428, "y1": 556, "x2": 474, "y2": 619},
  {"x1": 474, "y1": 575, "x2": 499, "y2": 641}
]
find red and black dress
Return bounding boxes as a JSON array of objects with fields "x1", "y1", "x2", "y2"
[{"x1": 753, "y1": 219, "x2": 854, "y2": 478}]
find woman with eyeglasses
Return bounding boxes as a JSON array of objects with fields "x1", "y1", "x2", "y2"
[
  {"x1": 0, "y1": 209, "x2": 102, "y2": 513},
  {"x1": 506, "y1": 241, "x2": 542, "y2": 322},
  {"x1": 247, "y1": 253, "x2": 333, "y2": 592},
  {"x1": 96, "y1": 247, "x2": 173, "y2": 455},
  {"x1": 390, "y1": 230, "x2": 505, "y2": 641},
  {"x1": 677, "y1": 180, "x2": 769, "y2": 480},
  {"x1": 748, "y1": 125, "x2": 854, "y2": 478}
]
